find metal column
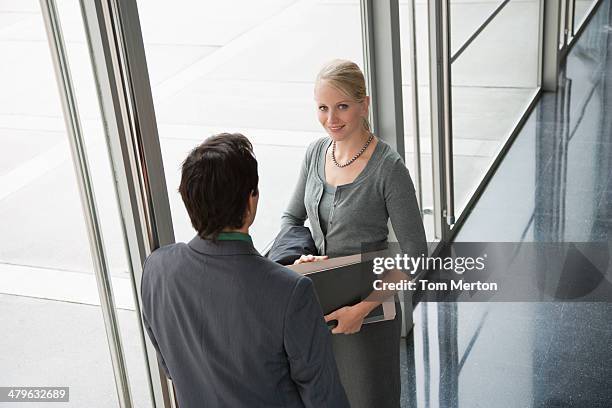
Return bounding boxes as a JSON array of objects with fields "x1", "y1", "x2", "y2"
[
  {"x1": 542, "y1": 0, "x2": 561, "y2": 90},
  {"x1": 428, "y1": 0, "x2": 454, "y2": 240},
  {"x1": 406, "y1": 0, "x2": 423, "y2": 210},
  {"x1": 360, "y1": 0, "x2": 405, "y2": 157},
  {"x1": 78, "y1": 0, "x2": 175, "y2": 407}
]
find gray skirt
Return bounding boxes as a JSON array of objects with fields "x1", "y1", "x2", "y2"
[{"x1": 331, "y1": 302, "x2": 402, "y2": 408}]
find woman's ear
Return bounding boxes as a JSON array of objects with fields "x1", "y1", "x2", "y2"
[{"x1": 363, "y1": 95, "x2": 370, "y2": 116}]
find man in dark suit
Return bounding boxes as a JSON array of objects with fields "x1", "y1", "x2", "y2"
[{"x1": 141, "y1": 133, "x2": 348, "y2": 408}]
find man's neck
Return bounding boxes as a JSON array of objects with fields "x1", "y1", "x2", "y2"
[{"x1": 221, "y1": 227, "x2": 249, "y2": 234}]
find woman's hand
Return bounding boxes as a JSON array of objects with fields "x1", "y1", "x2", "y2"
[
  {"x1": 293, "y1": 254, "x2": 329, "y2": 265},
  {"x1": 324, "y1": 303, "x2": 371, "y2": 334}
]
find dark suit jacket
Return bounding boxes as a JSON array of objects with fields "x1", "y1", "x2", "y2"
[{"x1": 141, "y1": 235, "x2": 348, "y2": 408}]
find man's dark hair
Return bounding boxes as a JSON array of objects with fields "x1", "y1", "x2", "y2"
[{"x1": 179, "y1": 133, "x2": 258, "y2": 240}]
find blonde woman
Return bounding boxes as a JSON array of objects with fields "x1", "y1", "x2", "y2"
[{"x1": 281, "y1": 60, "x2": 427, "y2": 407}]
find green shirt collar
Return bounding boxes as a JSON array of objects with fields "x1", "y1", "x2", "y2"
[{"x1": 215, "y1": 232, "x2": 252, "y2": 243}]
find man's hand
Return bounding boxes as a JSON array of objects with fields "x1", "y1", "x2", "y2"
[
  {"x1": 324, "y1": 303, "x2": 371, "y2": 334},
  {"x1": 293, "y1": 254, "x2": 329, "y2": 265}
]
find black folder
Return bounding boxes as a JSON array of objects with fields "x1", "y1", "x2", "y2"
[{"x1": 288, "y1": 254, "x2": 396, "y2": 324}]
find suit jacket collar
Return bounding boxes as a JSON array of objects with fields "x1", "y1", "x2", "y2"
[{"x1": 188, "y1": 235, "x2": 261, "y2": 256}]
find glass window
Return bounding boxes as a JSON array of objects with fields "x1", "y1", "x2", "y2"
[
  {"x1": 451, "y1": 0, "x2": 542, "y2": 217},
  {"x1": 136, "y1": 0, "x2": 364, "y2": 250},
  {"x1": 0, "y1": 1, "x2": 122, "y2": 405},
  {"x1": 574, "y1": 0, "x2": 598, "y2": 33},
  {"x1": 450, "y1": 0, "x2": 507, "y2": 55}
]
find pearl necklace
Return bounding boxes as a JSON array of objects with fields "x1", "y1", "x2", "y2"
[{"x1": 332, "y1": 133, "x2": 374, "y2": 168}]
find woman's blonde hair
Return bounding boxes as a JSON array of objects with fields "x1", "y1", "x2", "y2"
[{"x1": 315, "y1": 59, "x2": 370, "y2": 131}]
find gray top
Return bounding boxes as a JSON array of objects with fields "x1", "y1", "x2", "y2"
[
  {"x1": 317, "y1": 151, "x2": 336, "y2": 236},
  {"x1": 141, "y1": 236, "x2": 349, "y2": 408},
  {"x1": 318, "y1": 186, "x2": 335, "y2": 236},
  {"x1": 281, "y1": 137, "x2": 426, "y2": 258}
]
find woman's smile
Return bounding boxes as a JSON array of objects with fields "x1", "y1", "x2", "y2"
[{"x1": 328, "y1": 124, "x2": 345, "y2": 133}]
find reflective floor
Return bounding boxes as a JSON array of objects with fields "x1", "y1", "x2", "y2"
[{"x1": 401, "y1": 1, "x2": 612, "y2": 407}]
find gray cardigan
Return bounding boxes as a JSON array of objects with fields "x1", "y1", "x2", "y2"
[{"x1": 281, "y1": 137, "x2": 427, "y2": 258}]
